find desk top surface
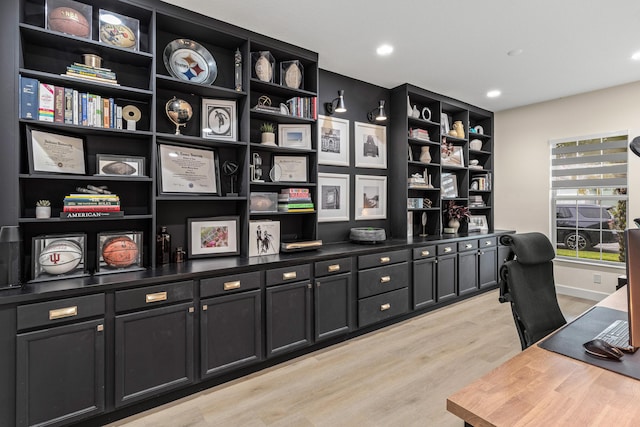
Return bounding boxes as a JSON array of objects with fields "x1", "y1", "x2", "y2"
[{"x1": 446, "y1": 288, "x2": 640, "y2": 427}]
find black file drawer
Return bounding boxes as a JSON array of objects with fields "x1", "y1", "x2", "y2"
[
  {"x1": 201, "y1": 271, "x2": 261, "y2": 298},
  {"x1": 17, "y1": 293, "x2": 105, "y2": 331},
  {"x1": 479, "y1": 237, "x2": 497, "y2": 248},
  {"x1": 358, "y1": 249, "x2": 408, "y2": 270},
  {"x1": 266, "y1": 264, "x2": 310, "y2": 286},
  {"x1": 437, "y1": 243, "x2": 457, "y2": 256},
  {"x1": 358, "y1": 288, "x2": 409, "y2": 328},
  {"x1": 115, "y1": 281, "x2": 193, "y2": 313},
  {"x1": 358, "y1": 262, "x2": 409, "y2": 298},
  {"x1": 413, "y1": 245, "x2": 436, "y2": 260},
  {"x1": 458, "y1": 240, "x2": 478, "y2": 252},
  {"x1": 315, "y1": 257, "x2": 352, "y2": 277}
]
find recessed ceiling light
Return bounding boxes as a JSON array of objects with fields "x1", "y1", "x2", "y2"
[
  {"x1": 376, "y1": 44, "x2": 393, "y2": 56},
  {"x1": 486, "y1": 90, "x2": 502, "y2": 98},
  {"x1": 507, "y1": 48, "x2": 523, "y2": 56},
  {"x1": 632, "y1": 51, "x2": 640, "y2": 61}
]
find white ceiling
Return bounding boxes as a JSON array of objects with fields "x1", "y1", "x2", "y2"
[{"x1": 160, "y1": 0, "x2": 640, "y2": 112}]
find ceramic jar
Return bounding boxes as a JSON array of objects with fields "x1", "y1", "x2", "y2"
[
  {"x1": 261, "y1": 132, "x2": 276, "y2": 146},
  {"x1": 35, "y1": 206, "x2": 51, "y2": 219},
  {"x1": 419, "y1": 146, "x2": 431, "y2": 163},
  {"x1": 448, "y1": 218, "x2": 460, "y2": 233},
  {"x1": 453, "y1": 121, "x2": 465, "y2": 139}
]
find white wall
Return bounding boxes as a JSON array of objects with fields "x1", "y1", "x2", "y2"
[{"x1": 494, "y1": 80, "x2": 640, "y2": 301}]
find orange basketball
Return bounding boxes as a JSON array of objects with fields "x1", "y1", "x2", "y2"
[
  {"x1": 102, "y1": 236, "x2": 139, "y2": 268},
  {"x1": 49, "y1": 7, "x2": 90, "y2": 38}
]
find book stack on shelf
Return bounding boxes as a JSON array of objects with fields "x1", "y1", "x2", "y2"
[
  {"x1": 64, "y1": 62, "x2": 119, "y2": 86},
  {"x1": 471, "y1": 173, "x2": 491, "y2": 191},
  {"x1": 61, "y1": 193, "x2": 122, "y2": 218},
  {"x1": 469, "y1": 195, "x2": 486, "y2": 208},
  {"x1": 409, "y1": 128, "x2": 430, "y2": 141},
  {"x1": 278, "y1": 188, "x2": 314, "y2": 212},
  {"x1": 285, "y1": 96, "x2": 317, "y2": 119}
]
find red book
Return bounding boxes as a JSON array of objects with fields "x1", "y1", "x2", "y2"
[{"x1": 63, "y1": 205, "x2": 121, "y2": 212}]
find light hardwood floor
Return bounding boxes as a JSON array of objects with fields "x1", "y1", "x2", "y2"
[{"x1": 107, "y1": 290, "x2": 594, "y2": 427}]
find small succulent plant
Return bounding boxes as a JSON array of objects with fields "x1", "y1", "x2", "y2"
[
  {"x1": 36, "y1": 199, "x2": 51, "y2": 207},
  {"x1": 260, "y1": 122, "x2": 275, "y2": 133}
]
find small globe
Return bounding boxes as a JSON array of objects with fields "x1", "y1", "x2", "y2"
[{"x1": 165, "y1": 97, "x2": 193, "y2": 133}]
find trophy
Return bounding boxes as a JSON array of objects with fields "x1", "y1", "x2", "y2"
[{"x1": 165, "y1": 96, "x2": 193, "y2": 134}]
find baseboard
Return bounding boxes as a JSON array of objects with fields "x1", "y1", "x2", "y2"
[{"x1": 555, "y1": 284, "x2": 609, "y2": 302}]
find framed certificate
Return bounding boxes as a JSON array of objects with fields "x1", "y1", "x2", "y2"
[
  {"x1": 157, "y1": 143, "x2": 220, "y2": 195},
  {"x1": 272, "y1": 155, "x2": 307, "y2": 182},
  {"x1": 27, "y1": 127, "x2": 86, "y2": 175}
]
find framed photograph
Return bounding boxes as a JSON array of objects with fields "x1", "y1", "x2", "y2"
[
  {"x1": 442, "y1": 145, "x2": 464, "y2": 167},
  {"x1": 318, "y1": 115, "x2": 349, "y2": 166},
  {"x1": 318, "y1": 173, "x2": 349, "y2": 222},
  {"x1": 96, "y1": 231, "x2": 144, "y2": 274},
  {"x1": 278, "y1": 124, "x2": 311, "y2": 150},
  {"x1": 158, "y1": 143, "x2": 220, "y2": 195},
  {"x1": 354, "y1": 121, "x2": 387, "y2": 169},
  {"x1": 187, "y1": 216, "x2": 240, "y2": 258},
  {"x1": 31, "y1": 233, "x2": 88, "y2": 282},
  {"x1": 202, "y1": 98, "x2": 237, "y2": 141},
  {"x1": 355, "y1": 175, "x2": 387, "y2": 220},
  {"x1": 273, "y1": 155, "x2": 307, "y2": 182},
  {"x1": 468, "y1": 215, "x2": 489, "y2": 233},
  {"x1": 46, "y1": 0, "x2": 92, "y2": 40},
  {"x1": 99, "y1": 9, "x2": 140, "y2": 51},
  {"x1": 27, "y1": 127, "x2": 86, "y2": 175},
  {"x1": 96, "y1": 154, "x2": 145, "y2": 177},
  {"x1": 441, "y1": 172, "x2": 458, "y2": 198},
  {"x1": 250, "y1": 192, "x2": 278, "y2": 213},
  {"x1": 249, "y1": 220, "x2": 280, "y2": 257},
  {"x1": 441, "y1": 113, "x2": 451, "y2": 134}
]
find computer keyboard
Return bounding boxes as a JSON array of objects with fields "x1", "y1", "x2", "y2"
[{"x1": 594, "y1": 319, "x2": 636, "y2": 351}]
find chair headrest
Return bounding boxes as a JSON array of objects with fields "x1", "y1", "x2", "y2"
[{"x1": 499, "y1": 232, "x2": 555, "y2": 264}]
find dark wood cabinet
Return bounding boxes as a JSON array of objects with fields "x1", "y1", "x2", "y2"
[
  {"x1": 479, "y1": 238, "x2": 498, "y2": 289},
  {"x1": 413, "y1": 246, "x2": 437, "y2": 309},
  {"x1": 315, "y1": 272, "x2": 351, "y2": 341},
  {"x1": 265, "y1": 280, "x2": 313, "y2": 357},
  {"x1": 437, "y1": 254, "x2": 457, "y2": 302},
  {"x1": 458, "y1": 240, "x2": 479, "y2": 296}
]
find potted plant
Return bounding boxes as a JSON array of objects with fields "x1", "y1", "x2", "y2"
[
  {"x1": 35, "y1": 199, "x2": 51, "y2": 219},
  {"x1": 444, "y1": 200, "x2": 470, "y2": 233},
  {"x1": 260, "y1": 122, "x2": 276, "y2": 146}
]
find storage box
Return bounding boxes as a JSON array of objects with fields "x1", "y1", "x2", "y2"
[{"x1": 250, "y1": 192, "x2": 278, "y2": 213}]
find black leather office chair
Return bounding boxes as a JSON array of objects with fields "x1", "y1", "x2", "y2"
[{"x1": 498, "y1": 232, "x2": 567, "y2": 350}]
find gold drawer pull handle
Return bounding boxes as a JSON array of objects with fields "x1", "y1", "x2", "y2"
[
  {"x1": 97, "y1": 324, "x2": 104, "y2": 332},
  {"x1": 283, "y1": 271, "x2": 297, "y2": 280},
  {"x1": 485, "y1": 241, "x2": 492, "y2": 246},
  {"x1": 380, "y1": 256, "x2": 390, "y2": 263},
  {"x1": 202, "y1": 305, "x2": 208, "y2": 311},
  {"x1": 421, "y1": 250, "x2": 430, "y2": 257},
  {"x1": 444, "y1": 247, "x2": 452, "y2": 253},
  {"x1": 224, "y1": 281, "x2": 241, "y2": 291},
  {"x1": 146, "y1": 291, "x2": 167, "y2": 303},
  {"x1": 49, "y1": 306, "x2": 77, "y2": 320},
  {"x1": 328, "y1": 264, "x2": 341, "y2": 272},
  {"x1": 380, "y1": 276, "x2": 391, "y2": 283},
  {"x1": 380, "y1": 303, "x2": 391, "y2": 311},
  {"x1": 465, "y1": 244, "x2": 473, "y2": 249}
]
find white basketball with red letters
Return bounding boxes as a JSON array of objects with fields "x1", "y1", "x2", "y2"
[{"x1": 38, "y1": 240, "x2": 83, "y2": 275}]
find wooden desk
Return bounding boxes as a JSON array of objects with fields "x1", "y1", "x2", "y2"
[{"x1": 447, "y1": 289, "x2": 640, "y2": 427}]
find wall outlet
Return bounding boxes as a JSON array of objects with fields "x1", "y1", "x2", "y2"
[{"x1": 593, "y1": 274, "x2": 602, "y2": 284}]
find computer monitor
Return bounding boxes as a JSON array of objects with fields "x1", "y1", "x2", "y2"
[{"x1": 626, "y1": 228, "x2": 640, "y2": 347}]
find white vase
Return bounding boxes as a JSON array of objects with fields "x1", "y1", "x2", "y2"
[
  {"x1": 419, "y1": 146, "x2": 431, "y2": 163},
  {"x1": 35, "y1": 206, "x2": 51, "y2": 219},
  {"x1": 448, "y1": 218, "x2": 460, "y2": 233},
  {"x1": 412, "y1": 105, "x2": 420, "y2": 118},
  {"x1": 407, "y1": 96, "x2": 412, "y2": 116}
]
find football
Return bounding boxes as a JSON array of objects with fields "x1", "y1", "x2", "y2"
[
  {"x1": 48, "y1": 7, "x2": 90, "y2": 38},
  {"x1": 38, "y1": 239, "x2": 83, "y2": 275},
  {"x1": 102, "y1": 235, "x2": 139, "y2": 268},
  {"x1": 100, "y1": 23, "x2": 136, "y2": 49},
  {"x1": 101, "y1": 161, "x2": 137, "y2": 175}
]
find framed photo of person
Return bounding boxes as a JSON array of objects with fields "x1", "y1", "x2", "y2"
[
  {"x1": 354, "y1": 121, "x2": 387, "y2": 169},
  {"x1": 157, "y1": 143, "x2": 220, "y2": 195},
  {"x1": 318, "y1": 173, "x2": 349, "y2": 222},
  {"x1": 278, "y1": 124, "x2": 311, "y2": 149},
  {"x1": 26, "y1": 127, "x2": 86, "y2": 175},
  {"x1": 187, "y1": 216, "x2": 240, "y2": 258},
  {"x1": 202, "y1": 98, "x2": 237, "y2": 141},
  {"x1": 248, "y1": 220, "x2": 280, "y2": 257},
  {"x1": 355, "y1": 174, "x2": 387, "y2": 220},
  {"x1": 317, "y1": 115, "x2": 349, "y2": 166}
]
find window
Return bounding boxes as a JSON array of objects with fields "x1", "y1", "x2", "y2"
[{"x1": 550, "y1": 131, "x2": 628, "y2": 264}]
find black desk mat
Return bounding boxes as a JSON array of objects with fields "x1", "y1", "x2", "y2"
[{"x1": 538, "y1": 306, "x2": 640, "y2": 380}]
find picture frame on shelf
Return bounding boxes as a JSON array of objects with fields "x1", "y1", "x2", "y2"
[
  {"x1": 202, "y1": 98, "x2": 237, "y2": 141},
  {"x1": 96, "y1": 154, "x2": 145, "y2": 177},
  {"x1": 98, "y1": 9, "x2": 140, "y2": 51},
  {"x1": 31, "y1": 233, "x2": 88, "y2": 282},
  {"x1": 355, "y1": 174, "x2": 387, "y2": 220},
  {"x1": 96, "y1": 231, "x2": 144, "y2": 274},
  {"x1": 249, "y1": 220, "x2": 280, "y2": 257},
  {"x1": 158, "y1": 143, "x2": 220, "y2": 195},
  {"x1": 354, "y1": 121, "x2": 387, "y2": 169},
  {"x1": 468, "y1": 215, "x2": 489, "y2": 233},
  {"x1": 273, "y1": 155, "x2": 307, "y2": 182},
  {"x1": 440, "y1": 113, "x2": 451, "y2": 134},
  {"x1": 318, "y1": 173, "x2": 349, "y2": 222},
  {"x1": 441, "y1": 145, "x2": 464, "y2": 167},
  {"x1": 278, "y1": 124, "x2": 311, "y2": 150},
  {"x1": 187, "y1": 216, "x2": 240, "y2": 258},
  {"x1": 26, "y1": 126, "x2": 86, "y2": 175},
  {"x1": 280, "y1": 60, "x2": 304, "y2": 89},
  {"x1": 441, "y1": 172, "x2": 458, "y2": 198},
  {"x1": 318, "y1": 115, "x2": 349, "y2": 166},
  {"x1": 250, "y1": 192, "x2": 278, "y2": 213},
  {"x1": 45, "y1": 0, "x2": 93, "y2": 40}
]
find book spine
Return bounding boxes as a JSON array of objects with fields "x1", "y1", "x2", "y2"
[
  {"x1": 64, "y1": 200, "x2": 120, "y2": 206},
  {"x1": 87, "y1": 94, "x2": 94, "y2": 127},
  {"x1": 94, "y1": 95, "x2": 102, "y2": 128},
  {"x1": 110, "y1": 99, "x2": 115, "y2": 129},
  {"x1": 81, "y1": 93, "x2": 88, "y2": 126},
  {"x1": 63, "y1": 205, "x2": 121, "y2": 212},
  {"x1": 19, "y1": 76, "x2": 39, "y2": 120},
  {"x1": 72, "y1": 90, "x2": 79, "y2": 125},
  {"x1": 116, "y1": 105, "x2": 123, "y2": 129},
  {"x1": 278, "y1": 203, "x2": 314, "y2": 208},
  {"x1": 103, "y1": 98, "x2": 110, "y2": 128},
  {"x1": 60, "y1": 211, "x2": 124, "y2": 218},
  {"x1": 64, "y1": 88, "x2": 73, "y2": 124},
  {"x1": 53, "y1": 86, "x2": 64, "y2": 123},
  {"x1": 38, "y1": 83, "x2": 55, "y2": 122}
]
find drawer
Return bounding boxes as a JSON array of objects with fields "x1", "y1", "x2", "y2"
[
  {"x1": 17, "y1": 293, "x2": 105, "y2": 331},
  {"x1": 266, "y1": 264, "x2": 310, "y2": 286},
  {"x1": 201, "y1": 271, "x2": 261, "y2": 298},
  {"x1": 413, "y1": 245, "x2": 436, "y2": 260},
  {"x1": 358, "y1": 262, "x2": 409, "y2": 298},
  {"x1": 437, "y1": 243, "x2": 457, "y2": 256},
  {"x1": 115, "y1": 280, "x2": 194, "y2": 313},
  {"x1": 315, "y1": 257, "x2": 352, "y2": 277},
  {"x1": 479, "y1": 237, "x2": 497, "y2": 248},
  {"x1": 358, "y1": 288, "x2": 409, "y2": 328},
  {"x1": 358, "y1": 249, "x2": 408, "y2": 270},
  {"x1": 458, "y1": 240, "x2": 478, "y2": 252}
]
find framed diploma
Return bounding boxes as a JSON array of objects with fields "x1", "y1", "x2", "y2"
[
  {"x1": 26, "y1": 127, "x2": 86, "y2": 175},
  {"x1": 157, "y1": 143, "x2": 220, "y2": 195},
  {"x1": 272, "y1": 155, "x2": 307, "y2": 182}
]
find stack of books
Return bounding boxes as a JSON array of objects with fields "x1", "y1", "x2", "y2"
[
  {"x1": 61, "y1": 193, "x2": 123, "y2": 218},
  {"x1": 409, "y1": 128, "x2": 430, "y2": 141},
  {"x1": 64, "y1": 62, "x2": 119, "y2": 86},
  {"x1": 469, "y1": 195, "x2": 486, "y2": 208},
  {"x1": 278, "y1": 188, "x2": 314, "y2": 212}
]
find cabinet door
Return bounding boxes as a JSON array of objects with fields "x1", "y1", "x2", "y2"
[
  {"x1": 201, "y1": 290, "x2": 262, "y2": 379},
  {"x1": 315, "y1": 273, "x2": 351, "y2": 341},
  {"x1": 458, "y1": 250, "x2": 479, "y2": 296},
  {"x1": 437, "y1": 254, "x2": 457, "y2": 302},
  {"x1": 413, "y1": 257, "x2": 436, "y2": 309},
  {"x1": 479, "y1": 247, "x2": 498, "y2": 289},
  {"x1": 115, "y1": 302, "x2": 194, "y2": 407},
  {"x1": 265, "y1": 281, "x2": 312, "y2": 357},
  {"x1": 16, "y1": 319, "x2": 104, "y2": 427}
]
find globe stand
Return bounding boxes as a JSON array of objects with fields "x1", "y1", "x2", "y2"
[{"x1": 165, "y1": 97, "x2": 193, "y2": 136}]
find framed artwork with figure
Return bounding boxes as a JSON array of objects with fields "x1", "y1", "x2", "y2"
[{"x1": 354, "y1": 121, "x2": 386, "y2": 169}]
